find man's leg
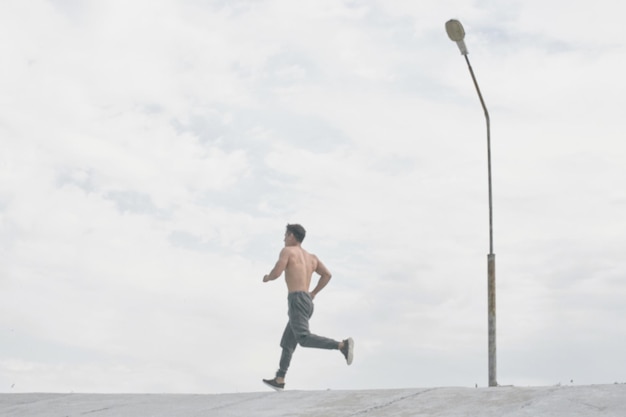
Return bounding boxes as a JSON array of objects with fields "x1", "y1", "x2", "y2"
[
  {"x1": 276, "y1": 321, "x2": 297, "y2": 379},
  {"x1": 263, "y1": 321, "x2": 296, "y2": 390},
  {"x1": 289, "y1": 292, "x2": 339, "y2": 350},
  {"x1": 289, "y1": 293, "x2": 354, "y2": 365}
]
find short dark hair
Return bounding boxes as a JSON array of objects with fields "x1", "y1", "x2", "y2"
[{"x1": 286, "y1": 224, "x2": 306, "y2": 243}]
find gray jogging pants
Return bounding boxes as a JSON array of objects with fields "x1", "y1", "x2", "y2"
[{"x1": 276, "y1": 291, "x2": 339, "y2": 378}]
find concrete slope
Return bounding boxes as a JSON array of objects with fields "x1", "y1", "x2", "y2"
[{"x1": 1, "y1": 384, "x2": 625, "y2": 417}]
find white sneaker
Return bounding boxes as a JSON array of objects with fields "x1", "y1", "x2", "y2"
[{"x1": 340, "y1": 337, "x2": 354, "y2": 365}]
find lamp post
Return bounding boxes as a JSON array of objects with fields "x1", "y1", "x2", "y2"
[{"x1": 445, "y1": 19, "x2": 497, "y2": 387}]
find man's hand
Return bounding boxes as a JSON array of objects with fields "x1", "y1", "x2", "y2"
[{"x1": 263, "y1": 274, "x2": 270, "y2": 282}]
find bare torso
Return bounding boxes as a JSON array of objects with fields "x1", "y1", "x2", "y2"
[
  {"x1": 264, "y1": 238, "x2": 332, "y2": 297},
  {"x1": 283, "y1": 246, "x2": 318, "y2": 292}
]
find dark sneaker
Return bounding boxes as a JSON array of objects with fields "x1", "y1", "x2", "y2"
[
  {"x1": 340, "y1": 337, "x2": 354, "y2": 365},
  {"x1": 262, "y1": 378, "x2": 285, "y2": 391}
]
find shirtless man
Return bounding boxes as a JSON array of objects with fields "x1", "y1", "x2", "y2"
[{"x1": 262, "y1": 223, "x2": 354, "y2": 391}]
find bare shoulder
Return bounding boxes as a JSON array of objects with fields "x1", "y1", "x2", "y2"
[
  {"x1": 300, "y1": 247, "x2": 315, "y2": 258},
  {"x1": 280, "y1": 246, "x2": 301, "y2": 259},
  {"x1": 307, "y1": 251, "x2": 320, "y2": 265}
]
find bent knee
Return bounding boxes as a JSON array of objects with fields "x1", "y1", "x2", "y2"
[{"x1": 296, "y1": 333, "x2": 311, "y2": 346}]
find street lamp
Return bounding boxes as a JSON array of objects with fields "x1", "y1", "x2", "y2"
[{"x1": 445, "y1": 19, "x2": 497, "y2": 387}]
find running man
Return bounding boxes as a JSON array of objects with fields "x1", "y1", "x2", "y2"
[{"x1": 262, "y1": 224, "x2": 354, "y2": 391}]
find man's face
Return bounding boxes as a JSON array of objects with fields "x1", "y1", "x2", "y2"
[{"x1": 284, "y1": 231, "x2": 296, "y2": 246}]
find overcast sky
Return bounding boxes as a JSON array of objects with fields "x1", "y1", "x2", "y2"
[{"x1": 1, "y1": 0, "x2": 625, "y2": 394}]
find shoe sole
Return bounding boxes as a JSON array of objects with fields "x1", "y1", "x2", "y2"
[
  {"x1": 262, "y1": 380, "x2": 284, "y2": 392},
  {"x1": 345, "y1": 337, "x2": 354, "y2": 365}
]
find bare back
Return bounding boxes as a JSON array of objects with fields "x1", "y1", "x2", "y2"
[
  {"x1": 264, "y1": 238, "x2": 332, "y2": 297},
  {"x1": 282, "y1": 246, "x2": 319, "y2": 292}
]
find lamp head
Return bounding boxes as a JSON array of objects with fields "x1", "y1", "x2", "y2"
[{"x1": 446, "y1": 19, "x2": 469, "y2": 55}]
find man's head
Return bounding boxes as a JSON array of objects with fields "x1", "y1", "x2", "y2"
[{"x1": 285, "y1": 223, "x2": 306, "y2": 244}]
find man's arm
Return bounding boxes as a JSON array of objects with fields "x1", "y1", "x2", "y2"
[
  {"x1": 263, "y1": 248, "x2": 290, "y2": 282},
  {"x1": 309, "y1": 257, "x2": 332, "y2": 298}
]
